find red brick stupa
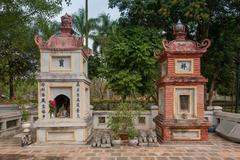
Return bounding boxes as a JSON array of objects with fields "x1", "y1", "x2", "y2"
[{"x1": 154, "y1": 20, "x2": 211, "y2": 141}]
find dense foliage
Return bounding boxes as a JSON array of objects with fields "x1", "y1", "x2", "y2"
[
  {"x1": 0, "y1": 0, "x2": 67, "y2": 99},
  {"x1": 103, "y1": 26, "x2": 162, "y2": 99},
  {"x1": 109, "y1": 0, "x2": 240, "y2": 105}
]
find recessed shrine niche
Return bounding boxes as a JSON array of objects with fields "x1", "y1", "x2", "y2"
[{"x1": 51, "y1": 87, "x2": 72, "y2": 118}]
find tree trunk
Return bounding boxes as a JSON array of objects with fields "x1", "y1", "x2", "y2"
[
  {"x1": 208, "y1": 75, "x2": 217, "y2": 106},
  {"x1": 9, "y1": 75, "x2": 15, "y2": 99},
  {"x1": 106, "y1": 89, "x2": 110, "y2": 100},
  {"x1": 231, "y1": 94, "x2": 234, "y2": 112},
  {"x1": 85, "y1": 0, "x2": 88, "y2": 47}
]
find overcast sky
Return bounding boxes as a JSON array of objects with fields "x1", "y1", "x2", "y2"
[{"x1": 54, "y1": 0, "x2": 120, "y2": 21}]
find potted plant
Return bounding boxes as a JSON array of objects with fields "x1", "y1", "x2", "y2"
[
  {"x1": 14, "y1": 98, "x2": 31, "y2": 132},
  {"x1": 22, "y1": 109, "x2": 30, "y2": 122},
  {"x1": 128, "y1": 127, "x2": 138, "y2": 146},
  {"x1": 108, "y1": 103, "x2": 142, "y2": 142},
  {"x1": 111, "y1": 132, "x2": 122, "y2": 146},
  {"x1": 21, "y1": 109, "x2": 31, "y2": 132}
]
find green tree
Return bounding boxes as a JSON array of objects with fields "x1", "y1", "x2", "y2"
[
  {"x1": 72, "y1": 8, "x2": 97, "y2": 43},
  {"x1": 34, "y1": 18, "x2": 60, "y2": 41},
  {"x1": 0, "y1": 24, "x2": 39, "y2": 99},
  {"x1": 109, "y1": 0, "x2": 240, "y2": 106},
  {"x1": 89, "y1": 13, "x2": 117, "y2": 79},
  {"x1": 92, "y1": 13, "x2": 117, "y2": 54},
  {"x1": 0, "y1": 0, "x2": 66, "y2": 99},
  {"x1": 73, "y1": 10, "x2": 117, "y2": 79},
  {"x1": 202, "y1": 17, "x2": 238, "y2": 105},
  {"x1": 103, "y1": 26, "x2": 162, "y2": 100},
  {"x1": 109, "y1": 0, "x2": 210, "y2": 39}
]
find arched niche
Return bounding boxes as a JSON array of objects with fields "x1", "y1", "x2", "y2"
[{"x1": 54, "y1": 94, "x2": 70, "y2": 118}]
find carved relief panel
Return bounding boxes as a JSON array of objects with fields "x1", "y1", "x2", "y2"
[
  {"x1": 50, "y1": 55, "x2": 72, "y2": 72},
  {"x1": 175, "y1": 59, "x2": 193, "y2": 74}
]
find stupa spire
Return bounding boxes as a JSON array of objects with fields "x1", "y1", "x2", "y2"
[{"x1": 173, "y1": 19, "x2": 187, "y2": 40}]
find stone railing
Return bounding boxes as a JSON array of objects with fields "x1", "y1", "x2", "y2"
[{"x1": 204, "y1": 106, "x2": 240, "y2": 142}]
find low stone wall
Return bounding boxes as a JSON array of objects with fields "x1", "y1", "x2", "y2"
[
  {"x1": 92, "y1": 105, "x2": 158, "y2": 131},
  {"x1": 0, "y1": 105, "x2": 38, "y2": 137},
  {"x1": 0, "y1": 105, "x2": 21, "y2": 137},
  {"x1": 204, "y1": 106, "x2": 223, "y2": 127},
  {"x1": 3, "y1": 103, "x2": 239, "y2": 143}
]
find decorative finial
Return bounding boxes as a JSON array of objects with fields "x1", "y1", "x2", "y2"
[
  {"x1": 177, "y1": 19, "x2": 182, "y2": 25},
  {"x1": 173, "y1": 19, "x2": 186, "y2": 40},
  {"x1": 60, "y1": 13, "x2": 73, "y2": 36}
]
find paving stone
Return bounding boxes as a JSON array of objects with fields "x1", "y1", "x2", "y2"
[
  {"x1": 223, "y1": 158, "x2": 235, "y2": 160},
  {"x1": 182, "y1": 157, "x2": 194, "y2": 160},
  {"x1": 137, "y1": 153, "x2": 147, "y2": 156},
  {"x1": 156, "y1": 157, "x2": 168, "y2": 160},
  {"x1": 0, "y1": 133, "x2": 239, "y2": 160},
  {"x1": 89, "y1": 158, "x2": 101, "y2": 160},
  {"x1": 161, "y1": 153, "x2": 171, "y2": 156},
  {"x1": 111, "y1": 153, "x2": 121, "y2": 156},
  {"x1": 117, "y1": 157, "x2": 128, "y2": 160},
  {"x1": 148, "y1": 153, "x2": 158, "y2": 156},
  {"x1": 85, "y1": 153, "x2": 96, "y2": 156},
  {"x1": 169, "y1": 157, "x2": 181, "y2": 160},
  {"x1": 130, "y1": 157, "x2": 142, "y2": 160},
  {"x1": 142, "y1": 157, "x2": 155, "y2": 160},
  {"x1": 209, "y1": 157, "x2": 224, "y2": 160},
  {"x1": 194, "y1": 157, "x2": 208, "y2": 160},
  {"x1": 174, "y1": 153, "x2": 184, "y2": 156}
]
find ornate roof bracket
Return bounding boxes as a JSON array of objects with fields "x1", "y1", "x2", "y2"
[{"x1": 154, "y1": 49, "x2": 162, "y2": 59}]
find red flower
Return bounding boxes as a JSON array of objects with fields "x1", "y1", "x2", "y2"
[{"x1": 49, "y1": 100, "x2": 56, "y2": 113}]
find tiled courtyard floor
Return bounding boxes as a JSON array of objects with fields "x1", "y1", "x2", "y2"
[{"x1": 0, "y1": 133, "x2": 239, "y2": 160}]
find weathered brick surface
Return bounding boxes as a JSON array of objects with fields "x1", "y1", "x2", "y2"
[{"x1": 155, "y1": 30, "x2": 210, "y2": 142}]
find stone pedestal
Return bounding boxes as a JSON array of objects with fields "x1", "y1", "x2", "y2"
[
  {"x1": 34, "y1": 118, "x2": 92, "y2": 144},
  {"x1": 155, "y1": 114, "x2": 209, "y2": 141}
]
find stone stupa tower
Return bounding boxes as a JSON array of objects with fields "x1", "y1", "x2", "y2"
[
  {"x1": 34, "y1": 14, "x2": 92, "y2": 144},
  {"x1": 154, "y1": 20, "x2": 211, "y2": 142}
]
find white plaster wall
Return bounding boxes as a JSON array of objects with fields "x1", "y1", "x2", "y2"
[
  {"x1": 51, "y1": 87, "x2": 72, "y2": 99},
  {"x1": 37, "y1": 129, "x2": 46, "y2": 143},
  {"x1": 75, "y1": 129, "x2": 83, "y2": 142}
]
